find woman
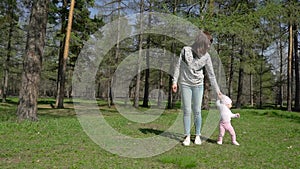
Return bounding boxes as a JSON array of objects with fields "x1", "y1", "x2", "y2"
[{"x1": 172, "y1": 31, "x2": 222, "y2": 146}]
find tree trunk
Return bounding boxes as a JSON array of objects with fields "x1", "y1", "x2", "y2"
[
  {"x1": 236, "y1": 44, "x2": 244, "y2": 109},
  {"x1": 250, "y1": 73, "x2": 253, "y2": 107},
  {"x1": 228, "y1": 36, "x2": 235, "y2": 98},
  {"x1": 287, "y1": 24, "x2": 293, "y2": 112},
  {"x1": 278, "y1": 24, "x2": 284, "y2": 108},
  {"x1": 143, "y1": 30, "x2": 150, "y2": 107},
  {"x1": 258, "y1": 47, "x2": 265, "y2": 108},
  {"x1": 158, "y1": 69, "x2": 163, "y2": 107},
  {"x1": 202, "y1": 71, "x2": 210, "y2": 110},
  {"x1": 2, "y1": 27, "x2": 12, "y2": 103},
  {"x1": 107, "y1": 0, "x2": 122, "y2": 107},
  {"x1": 293, "y1": 24, "x2": 299, "y2": 111},
  {"x1": 16, "y1": 0, "x2": 49, "y2": 121},
  {"x1": 134, "y1": 0, "x2": 144, "y2": 108},
  {"x1": 236, "y1": 62, "x2": 244, "y2": 108},
  {"x1": 167, "y1": 0, "x2": 177, "y2": 109},
  {"x1": 2, "y1": 3, "x2": 14, "y2": 103},
  {"x1": 55, "y1": 0, "x2": 75, "y2": 108}
]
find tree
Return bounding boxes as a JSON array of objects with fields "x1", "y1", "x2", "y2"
[
  {"x1": 134, "y1": 0, "x2": 144, "y2": 108},
  {"x1": 287, "y1": 24, "x2": 293, "y2": 112},
  {"x1": 16, "y1": 0, "x2": 49, "y2": 121},
  {"x1": 55, "y1": 0, "x2": 75, "y2": 108},
  {"x1": 294, "y1": 24, "x2": 299, "y2": 111},
  {"x1": 49, "y1": 0, "x2": 103, "y2": 107},
  {"x1": 142, "y1": 2, "x2": 153, "y2": 108},
  {"x1": 0, "y1": 0, "x2": 19, "y2": 103}
]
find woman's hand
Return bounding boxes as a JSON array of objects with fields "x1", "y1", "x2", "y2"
[
  {"x1": 172, "y1": 84, "x2": 178, "y2": 93},
  {"x1": 217, "y1": 92, "x2": 223, "y2": 99}
]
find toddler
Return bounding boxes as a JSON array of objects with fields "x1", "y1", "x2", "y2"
[{"x1": 216, "y1": 95, "x2": 240, "y2": 145}]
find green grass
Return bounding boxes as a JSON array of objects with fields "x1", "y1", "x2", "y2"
[{"x1": 0, "y1": 99, "x2": 300, "y2": 168}]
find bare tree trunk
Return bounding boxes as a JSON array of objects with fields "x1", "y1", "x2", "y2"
[
  {"x1": 55, "y1": 0, "x2": 75, "y2": 108},
  {"x1": 168, "y1": 44, "x2": 175, "y2": 109},
  {"x1": 293, "y1": 24, "x2": 300, "y2": 111},
  {"x1": 142, "y1": 11, "x2": 152, "y2": 108},
  {"x1": 236, "y1": 44, "x2": 244, "y2": 109},
  {"x1": 2, "y1": 3, "x2": 15, "y2": 103},
  {"x1": 202, "y1": 71, "x2": 210, "y2": 110},
  {"x1": 259, "y1": 46, "x2": 266, "y2": 108},
  {"x1": 287, "y1": 24, "x2": 293, "y2": 112},
  {"x1": 236, "y1": 61, "x2": 244, "y2": 108},
  {"x1": 16, "y1": 0, "x2": 49, "y2": 121},
  {"x1": 2, "y1": 27, "x2": 12, "y2": 103},
  {"x1": 228, "y1": 36, "x2": 235, "y2": 98},
  {"x1": 134, "y1": 0, "x2": 144, "y2": 108},
  {"x1": 278, "y1": 24, "x2": 284, "y2": 108},
  {"x1": 158, "y1": 69, "x2": 163, "y2": 107},
  {"x1": 108, "y1": 0, "x2": 122, "y2": 107},
  {"x1": 250, "y1": 73, "x2": 253, "y2": 107},
  {"x1": 167, "y1": 0, "x2": 177, "y2": 109}
]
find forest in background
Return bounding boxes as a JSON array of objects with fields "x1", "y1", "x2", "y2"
[{"x1": 0, "y1": 0, "x2": 299, "y2": 121}]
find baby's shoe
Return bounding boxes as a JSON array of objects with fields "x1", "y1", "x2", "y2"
[
  {"x1": 217, "y1": 140, "x2": 222, "y2": 145},
  {"x1": 182, "y1": 136, "x2": 190, "y2": 146},
  {"x1": 194, "y1": 135, "x2": 201, "y2": 145},
  {"x1": 232, "y1": 141, "x2": 240, "y2": 146}
]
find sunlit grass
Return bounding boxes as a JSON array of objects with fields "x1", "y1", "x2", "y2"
[{"x1": 0, "y1": 98, "x2": 299, "y2": 168}]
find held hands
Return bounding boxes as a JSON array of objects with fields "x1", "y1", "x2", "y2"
[
  {"x1": 172, "y1": 84, "x2": 177, "y2": 93},
  {"x1": 217, "y1": 92, "x2": 223, "y2": 100}
]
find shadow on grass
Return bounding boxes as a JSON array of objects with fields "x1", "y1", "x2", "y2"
[
  {"x1": 0, "y1": 98, "x2": 18, "y2": 105},
  {"x1": 139, "y1": 128, "x2": 217, "y2": 144},
  {"x1": 139, "y1": 128, "x2": 182, "y2": 142}
]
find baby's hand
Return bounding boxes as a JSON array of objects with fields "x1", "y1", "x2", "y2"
[{"x1": 236, "y1": 113, "x2": 240, "y2": 118}]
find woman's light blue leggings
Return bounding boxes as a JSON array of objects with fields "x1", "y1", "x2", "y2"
[{"x1": 181, "y1": 84, "x2": 204, "y2": 136}]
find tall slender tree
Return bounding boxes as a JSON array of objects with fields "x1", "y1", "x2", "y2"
[
  {"x1": 287, "y1": 24, "x2": 293, "y2": 112},
  {"x1": 293, "y1": 24, "x2": 299, "y2": 111},
  {"x1": 55, "y1": 0, "x2": 75, "y2": 108},
  {"x1": 134, "y1": 0, "x2": 144, "y2": 108},
  {"x1": 142, "y1": 2, "x2": 152, "y2": 108}
]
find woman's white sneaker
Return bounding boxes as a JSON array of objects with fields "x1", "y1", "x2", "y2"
[
  {"x1": 194, "y1": 135, "x2": 201, "y2": 145},
  {"x1": 182, "y1": 136, "x2": 190, "y2": 146}
]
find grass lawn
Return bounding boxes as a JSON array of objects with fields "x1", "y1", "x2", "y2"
[{"x1": 0, "y1": 98, "x2": 299, "y2": 168}]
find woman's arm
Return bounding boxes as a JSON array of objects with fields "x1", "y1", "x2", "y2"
[
  {"x1": 172, "y1": 48, "x2": 184, "y2": 92},
  {"x1": 204, "y1": 54, "x2": 221, "y2": 95}
]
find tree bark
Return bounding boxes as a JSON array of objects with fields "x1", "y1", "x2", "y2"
[
  {"x1": 134, "y1": 0, "x2": 144, "y2": 108},
  {"x1": 287, "y1": 24, "x2": 293, "y2": 112},
  {"x1": 2, "y1": 2, "x2": 15, "y2": 103},
  {"x1": 55, "y1": 0, "x2": 75, "y2": 108},
  {"x1": 142, "y1": 11, "x2": 152, "y2": 108},
  {"x1": 16, "y1": 0, "x2": 49, "y2": 121},
  {"x1": 228, "y1": 36, "x2": 235, "y2": 98},
  {"x1": 236, "y1": 44, "x2": 244, "y2": 109},
  {"x1": 278, "y1": 23, "x2": 284, "y2": 108},
  {"x1": 250, "y1": 73, "x2": 253, "y2": 107},
  {"x1": 202, "y1": 71, "x2": 210, "y2": 110},
  {"x1": 293, "y1": 24, "x2": 299, "y2": 111},
  {"x1": 167, "y1": 0, "x2": 177, "y2": 109},
  {"x1": 2, "y1": 24, "x2": 12, "y2": 103}
]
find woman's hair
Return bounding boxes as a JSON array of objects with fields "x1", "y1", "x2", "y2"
[{"x1": 191, "y1": 31, "x2": 211, "y2": 57}]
